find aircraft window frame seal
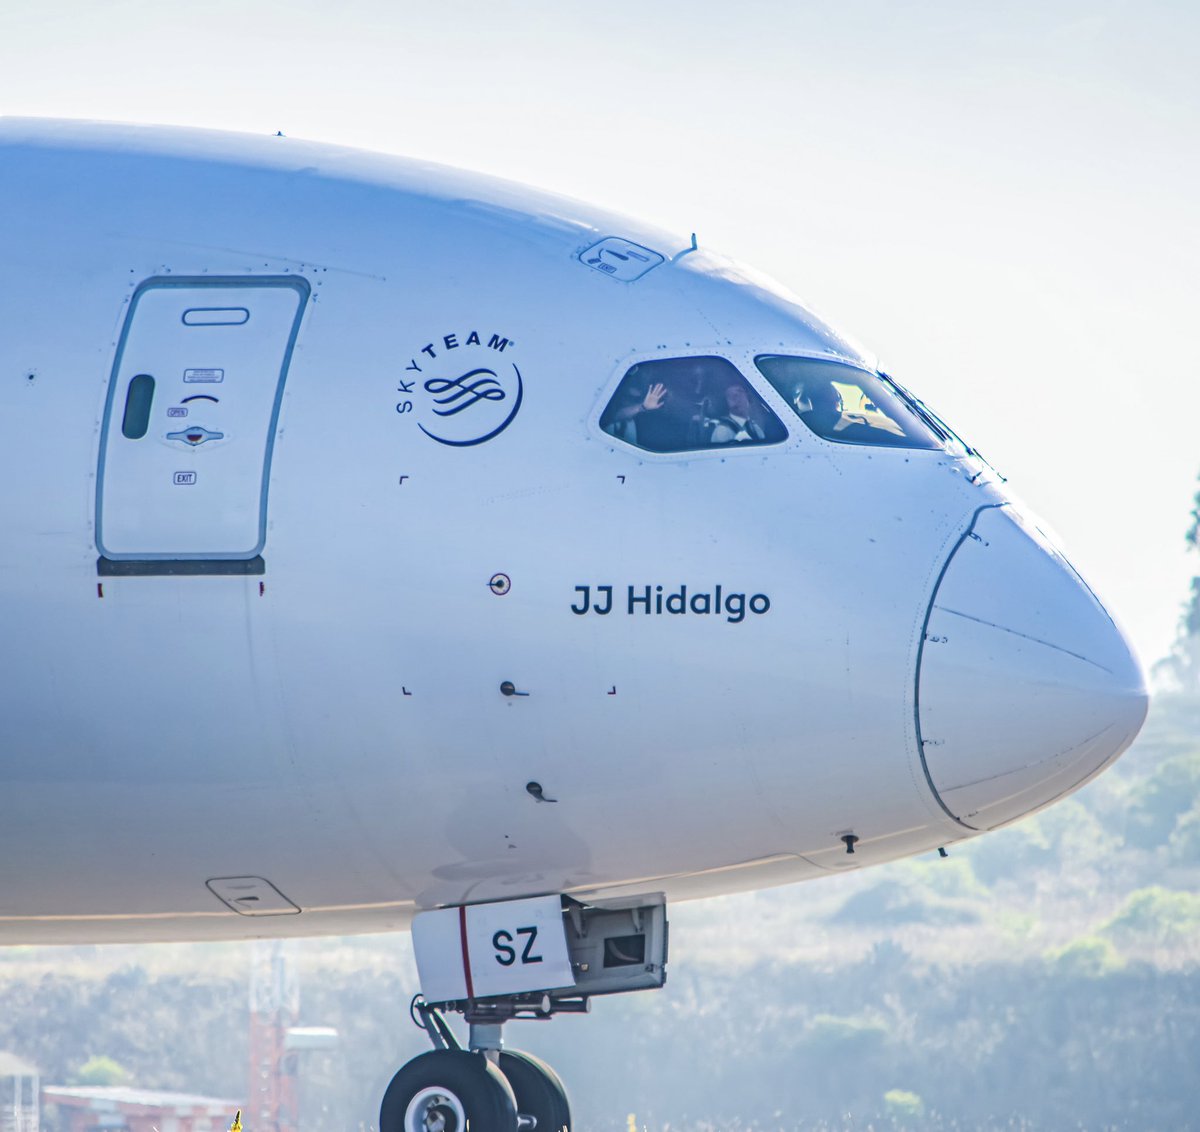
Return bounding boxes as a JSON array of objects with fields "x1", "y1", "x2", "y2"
[{"x1": 591, "y1": 348, "x2": 794, "y2": 461}]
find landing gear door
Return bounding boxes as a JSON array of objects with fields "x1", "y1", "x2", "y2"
[{"x1": 96, "y1": 277, "x2": 309, "y2": 565}]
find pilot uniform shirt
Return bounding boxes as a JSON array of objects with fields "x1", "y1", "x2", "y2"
[{"x1": 710, "y1": 414, "x2": 764, "y2": 444}]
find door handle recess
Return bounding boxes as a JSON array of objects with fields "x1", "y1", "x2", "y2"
[{"x1": 121, "y1": 373, "x2": 155, "y2": 439}]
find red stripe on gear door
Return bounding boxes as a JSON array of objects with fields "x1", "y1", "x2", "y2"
[{"x1": 458, "y1": 905, "x2": 475, "y2": 999}]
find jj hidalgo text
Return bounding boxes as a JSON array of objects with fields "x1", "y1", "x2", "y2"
[{"x1": 571, "y1": 584, "x2": 771, "y2": 624}]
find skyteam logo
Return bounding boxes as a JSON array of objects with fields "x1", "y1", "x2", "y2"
[{"x1": 396, "y1": 328, "x2": 523, "y2": 447}]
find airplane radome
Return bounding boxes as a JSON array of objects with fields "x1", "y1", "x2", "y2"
[{"x1": 0, "y1": 119, "x2": 1148, "y2": 1132}]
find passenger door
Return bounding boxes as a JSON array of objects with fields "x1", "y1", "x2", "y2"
[{"x1": 96, "y1": 277, "x2": 309, "y2": 570}]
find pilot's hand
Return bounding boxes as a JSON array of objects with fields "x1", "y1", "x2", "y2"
[{"x1": 643, "y1": 383, "x2": 668, "y2": 411}]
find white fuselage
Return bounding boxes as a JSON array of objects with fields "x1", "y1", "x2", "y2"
[{"x1": 0, "y1": 120, "x2": 1147, "y2": 943}]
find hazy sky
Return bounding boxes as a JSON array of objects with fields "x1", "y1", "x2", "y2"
[{"x1": 3, "y1": 0, "x2": 1197, "y2": 666}]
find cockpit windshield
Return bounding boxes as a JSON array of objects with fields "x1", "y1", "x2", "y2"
[
  {"x1": 754, "y1": 355, "x2": 942, "y2": 450},
  {"x1": 600, "y1": 356, "x2": 788, "y2": 454}
]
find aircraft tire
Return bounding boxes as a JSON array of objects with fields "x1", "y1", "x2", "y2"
[
  {"x1": 498, "y1": 1050, "x2": 572, "y2": 1132},
  {"x1": 380, "y1": 1049, "x2": 517, "y2": 1132}
]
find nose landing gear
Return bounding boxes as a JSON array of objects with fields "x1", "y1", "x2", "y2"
[{"x1": 386, "y1": 893, "x2": 668, "y2": 1131}]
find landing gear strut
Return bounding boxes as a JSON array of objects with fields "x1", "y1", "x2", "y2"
[{"x1": 380, "y1": 894, "x2": 667, "y2": 1132}]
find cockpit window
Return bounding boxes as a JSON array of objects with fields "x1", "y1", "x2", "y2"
[
  {"x1": 754, "y1": 355, "x2": 942, "y2": 450},
  {"x1": 600, "y1": 357, "x2": 787, "y2": 454}
]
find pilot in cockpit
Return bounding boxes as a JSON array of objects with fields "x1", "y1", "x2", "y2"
[
  {"x1": 794, "y1": 380, "x2": 844, "y2": 437},
  {"x1": 602, "y1": 378, "x2": 669, "y2": 447},
  {"x1": 709, "y1": 383, "x2": 766, "y2": 444}
]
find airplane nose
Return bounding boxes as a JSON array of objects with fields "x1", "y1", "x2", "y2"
[{"x1": 917, "y1": 505, "x2": 1148, "y2": 831}]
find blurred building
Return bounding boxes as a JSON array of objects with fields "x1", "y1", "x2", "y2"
[
  {"x1": 0, "y1": 1053, "x2": 39, "y2": 1132},
  {"x1": 43, "y1": 1087, "x2": 239, "y2": 1132},
  {"x1": 248, "y1": 942, "x2": 337, "y2": 1132}
]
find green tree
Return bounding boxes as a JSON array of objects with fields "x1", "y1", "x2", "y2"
[
  {"x1": 1169, "y1": 805, "x2": 1200, "y2": 864},
  {"x1": 1123, "y1": 752, "x2": 1200, "y2": 848},
  {"x1": 803, "y1": 1012, "x2": 890, "y2": 1054},
  {"x1": 1047, "y1": 936, "x2": 1124, "y2": 977},
  {"x1": 1160, "y1": 475, "x2": 1200, "y2": 689},
  {"x1": 883, "y1": 1089, "x2": 925, "y2": 1118},
  {"x1": 1103, "y1": 886, "x2": 1200, "y2": 942},
  {"x1": 75, "y1": 1056, "x2": 130, "y2": 1087}
]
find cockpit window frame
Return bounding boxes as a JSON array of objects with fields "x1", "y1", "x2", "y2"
[
  {"x1": 589, "y1": 347, "x2": 795, "y2": 462},
  {"x1": 752, "y1": 352, "x2": 949, "y2": 453},
  {"x1": 589, "y1": 346, "x2": 960, "y2": 462}
]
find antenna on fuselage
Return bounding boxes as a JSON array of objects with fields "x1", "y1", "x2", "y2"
[{"x1": 671, "y1": 233, "x2": 699, "y2": 263}]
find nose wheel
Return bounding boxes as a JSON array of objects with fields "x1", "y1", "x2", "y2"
[
  {"x1": 380, "y1": 1051, "x2": 517, "y2": 1132},
  {"x1": 498, "y1": 1051, "x2": 571, "y2": 1132},
  {"x1": 381, "y1": 1000, "x2": 574, "y2": 1132}
]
